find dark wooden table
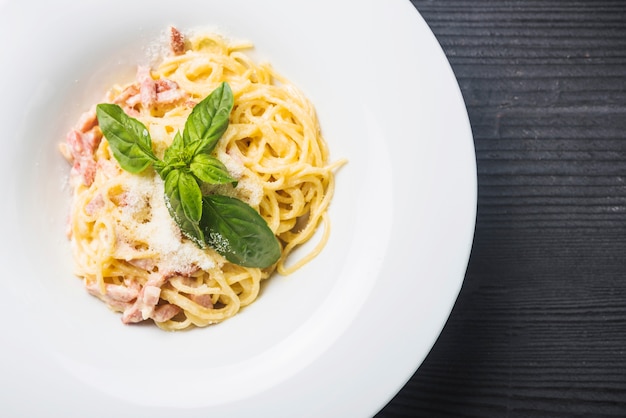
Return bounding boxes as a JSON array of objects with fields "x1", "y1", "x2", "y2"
[{"x1": 377, "y1": 1, "x2": 626, "y2": 416}]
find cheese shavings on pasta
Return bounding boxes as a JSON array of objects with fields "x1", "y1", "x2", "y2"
[{"x1": 59, "y1": 27, "x2": 344, "y2": 330}]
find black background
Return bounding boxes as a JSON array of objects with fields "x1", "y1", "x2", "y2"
[{"x1": 377, "y1": 1, "x2": 626, "y2": 416}]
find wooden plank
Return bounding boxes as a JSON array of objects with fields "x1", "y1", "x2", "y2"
[{"x1": 376, "y1": 1, "x2": 626, "y2": 416}]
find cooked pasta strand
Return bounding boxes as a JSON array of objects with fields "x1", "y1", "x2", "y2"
[{"x1": 62, "y1": 29, "x2": 345, "y2": 330}]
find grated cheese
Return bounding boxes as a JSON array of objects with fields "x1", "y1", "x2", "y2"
[{"x1": 117, "y1": 172, "x2": 217, "y2": 273}]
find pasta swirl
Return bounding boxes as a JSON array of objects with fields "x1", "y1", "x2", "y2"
[{"x1": 60, "y1": 28, "x2": 344, "y2": 330}]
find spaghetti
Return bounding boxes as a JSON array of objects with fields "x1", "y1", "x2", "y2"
[{"x1": 60, "y1": 27, "x2": 343, "y2": 330}]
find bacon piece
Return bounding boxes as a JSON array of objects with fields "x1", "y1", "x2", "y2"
[
  {"x1": 169, "y1": 26, "x2": 185, "y2": 55},
  {"x1": 63, "y1": 108, "x2": 103, "y2": 186},
  {"x1": 155, "y1": 78, "x2": 189, "y2": 105},
  {"x1": 157, "y1": 88, "x2": 188, "y2": 105},
  {"x1": 105, "y1": 284, "x2": 140, "y2": 303},
  {"x1": 122, "y1": 273, "x2": 168, "y2": 324},
  {"x1": 112, "y1": 69, "x2": 188, "y2": 113},
  {"x1": 153, "y1": 304, "x2": 181, "y2": 322},
  {"x1": 66, "y1": 128, "x2": 102, "y2": 186},
  {"x1": 156, "y1": 78, "x2": 178, "y2": 91},
  {"x1": 137, "y1": 66, "x2": 157, "y2": 108},
  {"x1": 111, "y1": 84, "x2": 141, "y2": 116},
  {"x1": 143, "y1": 285, "x2": 161, "y2": 307},
  {"x1": 85, "y1": 282, "x2": 140, "y2": 311},
  {"x1": 122, "y1": 305, "x2": 143, "y2": 323},
  {"x1": 67, "y1": 131, "x2": 96, "y2": 186},
  {"x1": 113, "y1": 84, "x2": 140, "y2": 104},
  {"x1": 126, "y1": 257, "x2": 157, "y2": 271},
  {"x1": 140, "y1": 285, "x2": 161, "y2": 319},
  {"x1": 113, "y1": 84, "x2": 141, "y2": 113},
  {"x1": 190, "y1": 294, "x2": 214, "y2": 309}
]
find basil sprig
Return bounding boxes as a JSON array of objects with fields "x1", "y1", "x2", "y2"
[
  {"x1": 94, "y1": 103, "x2": 159, "y2": 173},
  {"x1": 96, "y1": 82, "x2": 281, "y2": 268},
  {"x1": 202, "y1": 195, "x2": 281, "y2": 268}
]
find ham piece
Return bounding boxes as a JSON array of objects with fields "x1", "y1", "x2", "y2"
[
  {"x1": 169, "y1": 26, "x2": 186, "y2": 56},
  {"x1": 113, "y1": 66, "x2": 189, "y2": 115},
  {"x1": 61, "y1": 108, "x2": 103, "y2": 186}
]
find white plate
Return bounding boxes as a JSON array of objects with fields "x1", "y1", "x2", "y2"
[{"x1": 0, "y1": 0, "x2": 476, "y2": 416}]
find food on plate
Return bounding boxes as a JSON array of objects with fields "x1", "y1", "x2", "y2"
[{"x1": 59, "y1": 27, "x2": 344, "y2": 330}]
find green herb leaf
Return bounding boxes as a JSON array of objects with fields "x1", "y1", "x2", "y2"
[
  {"x1": 201, "y1": 195, "x2": 281, "y2": 268},
  {"x1": 95, "y1": 83, "x2": 282, "y2": 268},
  {"x1": 163, "y1": 131, "x2": 187, "y2": 165},
  {"x1": 183, "y1": 82, "x2": 233, "y2": 155},
  {"x1": 163, "y1": 169, "x2": 205, "y2": 247},
  {"x1": 156, "y1": 131, "x2": 186, "y2": 179},
  {"x1": 96, "y1": 103, "x2": 158, "y2": 173},
  {"x1": 190, "y1": 154, "x2": 238, "y2": 186}
]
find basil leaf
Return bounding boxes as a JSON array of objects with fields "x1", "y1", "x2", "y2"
[
  {"x1": 190, "y1": 154, "x2": 238, "y2": 186},
  {"x1": 183, "y1": 82, "x2": 233, "y2": 155},
  {"x1": 163, "y1": 131, "x2": 187, "y2": 165},
  {"x1": 156, "y1": 131, "x2": 187, "y2": 179},
  {"x1": 96, "y1": 103, "x2": 158, "y2": 173},
  {"x1": 201, "y1": 195, "x2": 281, "y2": 268},
  {"x1": 163, "y1": 169, "x2": 205, "y2": 247}
]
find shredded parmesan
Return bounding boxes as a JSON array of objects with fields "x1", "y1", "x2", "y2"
[{"x1": 116, "y1": 172, "x2": 217, "y2": 273}]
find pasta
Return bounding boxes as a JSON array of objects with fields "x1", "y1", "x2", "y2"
[{"x1": 60, "y1": 27, "x2": 344, "y2": 330}]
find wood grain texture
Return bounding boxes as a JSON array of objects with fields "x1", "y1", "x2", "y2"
[{"x1": 376, "y1": 1, "x2": 626, "y2": 416}]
